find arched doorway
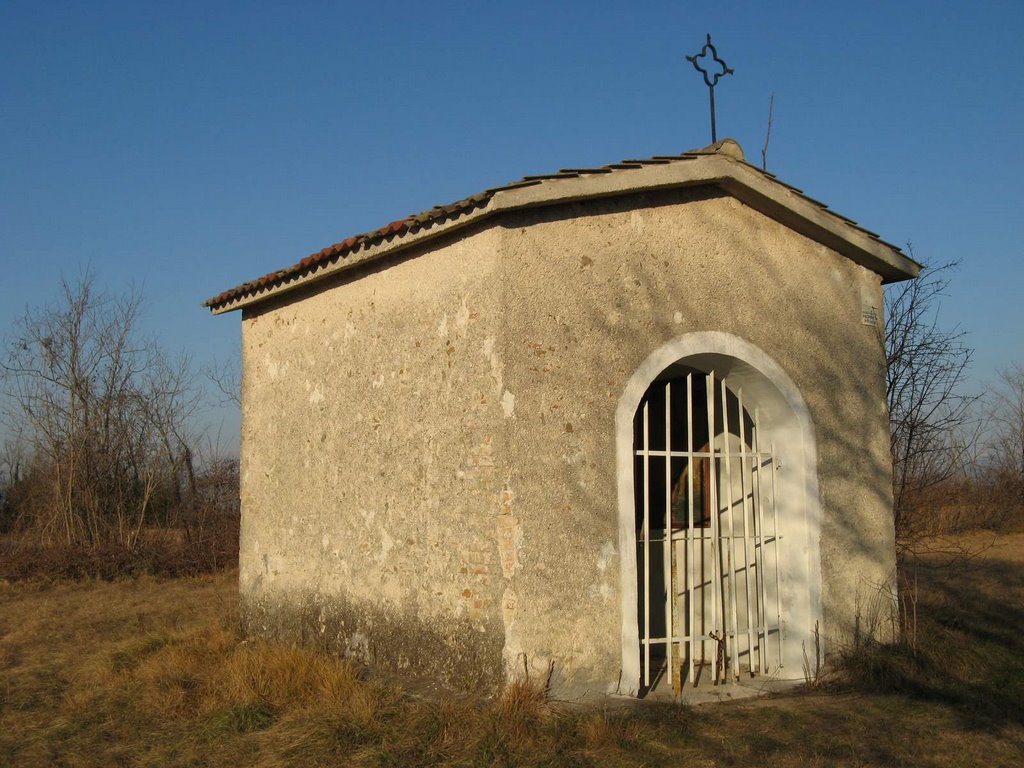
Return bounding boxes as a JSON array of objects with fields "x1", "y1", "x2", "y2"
[{"x1": 616, "y1": 333, "x2": 822, "y2": 695}]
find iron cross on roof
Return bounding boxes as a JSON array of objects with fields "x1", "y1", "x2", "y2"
[{"x1": 686, "y1": 34, "x2": 734, "y2": 144}]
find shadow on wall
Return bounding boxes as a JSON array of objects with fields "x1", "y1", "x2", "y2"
[
  {"x1": 501, "y1": 188, "x2": 897, "y2": 691},
  {"x1": 240, "y1": 587, "x2": 505, "y2": 694}
]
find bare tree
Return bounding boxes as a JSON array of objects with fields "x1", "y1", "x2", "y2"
[
  {"x1": 985, "y1": 364, "x2": 1024, "y2": 520},
  {"x1": 0, "y1": 272, "x2": 200, "y2": 549},
  {"x1": 885, "y1": 257, "x2": 977, "y2": 547},
  {"x1": 0, "y1": 433, "x2": 28, "y2": 533}
]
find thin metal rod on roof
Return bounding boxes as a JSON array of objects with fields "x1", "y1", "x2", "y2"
[{"x1": 686, "y1": 34, "x2": 734, "y2": 143}]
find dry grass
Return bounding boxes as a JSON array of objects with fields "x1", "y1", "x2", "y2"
[{"x1": 2, "y1": 534, "x2": 1024, "y2": 767}]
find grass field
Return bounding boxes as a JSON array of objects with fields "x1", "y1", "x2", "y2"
[{"x1": 1, "y1": 533, "x2": 1022, "y2": 767}]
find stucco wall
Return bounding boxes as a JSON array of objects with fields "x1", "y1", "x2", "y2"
[
  {"x1": 239, "y1": 226, "x2": 514, "y2": 689},
  {"x1": 238, "y1": 187, "x2": 895, "y2": 695}
]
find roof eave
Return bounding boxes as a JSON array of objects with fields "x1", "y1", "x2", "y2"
[
  {"x1": 205, "y1": 152, "x2": 920, "y2": 314},
  {"x1": 490, "y1": 154, "x2": 920, "y2": 283},
  {"x1": 205, "y1": 203, "x2": 495, "y2": 315}
]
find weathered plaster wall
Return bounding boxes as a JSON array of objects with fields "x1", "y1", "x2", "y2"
[
  {"x1": 495, "y1": 188, "x2": 893, "y2": 691},
  {"x1": 238, "y1": 186, "x2": 895, "y2": 695},
  {"x1": 239, "y1": 227, "x2": 515, "y2": 690}
]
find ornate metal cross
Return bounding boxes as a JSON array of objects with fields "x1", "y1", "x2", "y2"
[{"x1": 686, "y1": 34, "x2": 734, "y2": 143}]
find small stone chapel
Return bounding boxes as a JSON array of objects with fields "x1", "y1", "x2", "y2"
[{"x1": 205, "y1": 138, "x2": 919, "y2": 697}]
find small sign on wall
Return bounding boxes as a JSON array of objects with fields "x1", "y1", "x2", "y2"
[{"x1": 861, "y1": 285, "x2": 881, "y2": 327}]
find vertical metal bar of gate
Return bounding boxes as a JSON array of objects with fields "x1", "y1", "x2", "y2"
[
  {"x1": 753, "y1": 408, "x2": 770, "y2": 674},
  {"x1": 737, "y1": 389, "x2": 757, "y2": 675},
  {"x1": 720, "y1": 378, "x2": 741, "y2": 681},
  {"x1": 686, "y1": 373, "x2": 696, "y2": 687},
  {"x1": 705, "y1": 371, "x2": 720, "y2": 681},
  {"x1": 749, "y1": 409, "x2": 765, "y2": 671},
  {"x1": 770, "y1": 439, "x2": 784, "y2": 667},
  {"x1": 642, "y1": 402, "x2": 651, "y2": 686},
  {"x1": 663, "y1": 382, "x2": 673, "y2": 690}
]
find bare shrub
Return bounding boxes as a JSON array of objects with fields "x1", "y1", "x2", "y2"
[
  {"x1": 885, "y1": 258, "x2": 977, "y2": 550},
  {"x1": 983, "y1": 364, "x2": 1024, "y2": 530},
  {"x1": 0, "y1": 272, "x2": 239, "y2": 577}
]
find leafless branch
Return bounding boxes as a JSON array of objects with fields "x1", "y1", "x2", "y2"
[{"x1": 885, "y1": 254, "x2": 979, "y2": 549}]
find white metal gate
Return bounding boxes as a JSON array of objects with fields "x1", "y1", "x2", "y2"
[{"x1": 635, "y1": 369, "x2": 783, "y2": 690}]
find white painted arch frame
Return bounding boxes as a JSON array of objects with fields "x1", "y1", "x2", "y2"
[{"x1": 615, "y1": 332, "x2": 824, "y2": 692}]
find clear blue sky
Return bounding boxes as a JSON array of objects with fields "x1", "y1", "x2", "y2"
[{"x1": 2, "y1": 1, "x2": 1022, "y2": 453}]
